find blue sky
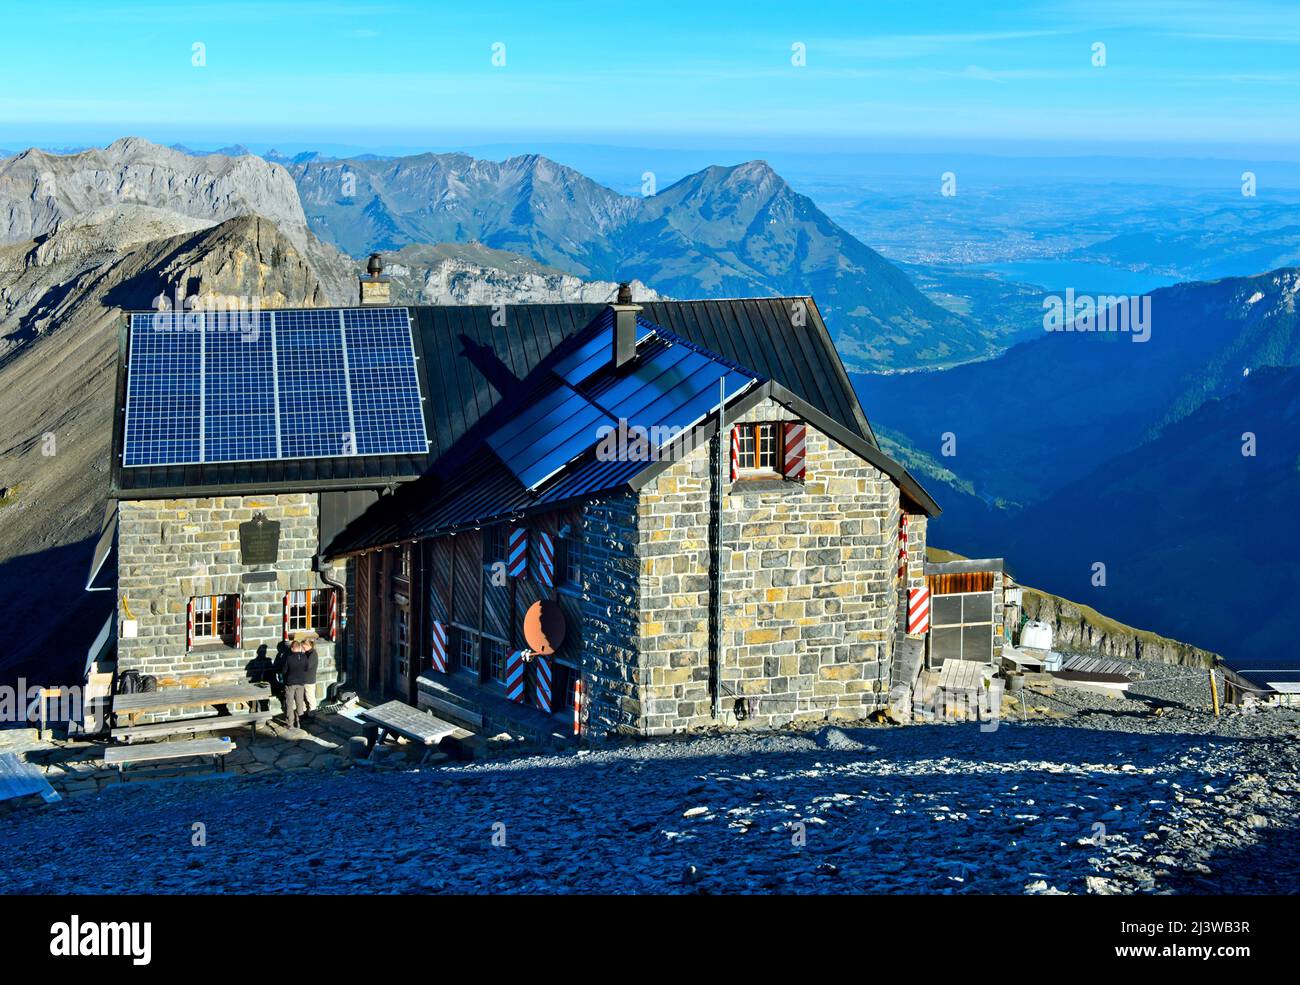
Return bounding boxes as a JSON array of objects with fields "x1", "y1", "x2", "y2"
[{"x1": 3, "y1": 0, "x2": 1300, "y2": 155}]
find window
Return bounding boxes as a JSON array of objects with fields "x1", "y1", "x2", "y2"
[
  {"x1": 458, "y1": 631, "x2": 478, "y2": 674},
  {"x1": 285, "y1": 589, "x2": 337, "y2": 639},
  {"x1": 557, "y1": 529, "x2": 582, "y2": 590},
  {"x1": 398, "y1": 545, "x2": 411, "y2": 580},
  {"x1": 395, "y1": 605, "x2": 410, "y2": 681},
  {"x1": 191, "y1": 594, "x2": 238, "y2": 647},
  {"x1": 928, "y1": 591, "x2": 994, "y2": 668},
  {"x1": 735, "y1": 423, "x2": 779, "y2": 473},
  {"x1": 486, "y1": 526, "x2": 507, "y2": 565},
  {"x1": 484, "y1": 639, "x2": 507, "y2": 683}
]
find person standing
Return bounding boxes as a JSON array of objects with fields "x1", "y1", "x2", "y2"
[
  {"x1": 281, "y1": 640, "x2": 312, "y2": 730},
  {"x1": 299, "y1": 635, "x2": 320, "y2": 721}
]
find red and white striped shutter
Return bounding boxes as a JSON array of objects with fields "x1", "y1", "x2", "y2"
[
  {"x1": 782, "y1": 422, "x2": 807, "y2": 480},
  {"x1": 430, "y1": 621, "x2": 448, "y2": 673},
  {"x1": 532, "y1": 654, "x2": 554, "y2": 713},
  {"x1": 186, "y1": 597, "x2": 194, "y2": 651},
  {"x1": 282, "y1": 592, "x2": 290, "y2": 641},
  {"x1": 328, "y1": 590, "x2": 338, "y2": 640},
  {"x1": 729, "y1": 425, "x2": 740, "y2": 481},
  {"x1": 234, "y1": 595, "x2": 242, "y2": 647},
  {"x1": 907, "y1": 586, "x2": 931, "y2": 635},
  {"x1": 573, "y1": 677, "x2": 583, "y2": 737}
]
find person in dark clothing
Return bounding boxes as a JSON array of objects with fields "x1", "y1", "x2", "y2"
[
  {"x1": 281, "y1": 639, "x2": 318, "y2": 729},
  {"x1": 300, "y1": 636, "x2": 320, "y2": 719}
]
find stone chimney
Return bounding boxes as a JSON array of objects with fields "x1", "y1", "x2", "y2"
[
  {"x1": 359, "y1": 252, "x2": 391, "y2": 306},
  {"x1": 610, "y1": 281, "x2": 641, "y2": 369}
]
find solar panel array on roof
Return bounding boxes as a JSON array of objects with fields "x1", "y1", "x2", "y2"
[
  {"x1": 552, "y1": 314, "x2": 654, "y2": 385},
  {"x1": 485, "y1": 322, "x2": 761, "y2": 494},
  {"x1": 122, "y1": 307, "x2": 427, "y2": 468}
]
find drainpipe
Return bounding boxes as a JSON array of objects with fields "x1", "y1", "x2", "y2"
[
  {"x1": 712, "y1": 376, "x2": 726, "y2": 719},
  {"x1": 318, "y1": 554, "x2": 350, "y2": 702}
]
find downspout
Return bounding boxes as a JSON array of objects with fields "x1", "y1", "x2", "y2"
[
  {"x1": 711, "y1": 376, "x2": 726, "y2": 719},
  {"x1": 318, "y1": 554, "x2": 350, "y2": 702}
]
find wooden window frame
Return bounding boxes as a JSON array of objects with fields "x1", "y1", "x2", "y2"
[
  {"x1": 285, "y1": 588, "x2": 337, "y2": 640},
  {"x1": 456, "y1": 629, "x2": 478, "y2": 675},
  {"x1": 558, "y1": 530, "x2": 582, "y2": 591},
  {"x1": 734, "y1": 422, "x2": 780, "y2": 475},
  {"x1": 191, "y1": 594, "x2": 239, "y2": 647},
  {"x1": 483, "y1": 638, "x2": 507, "y2": 684}
]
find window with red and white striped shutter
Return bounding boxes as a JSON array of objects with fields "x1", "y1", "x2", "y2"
[
  {"x1": 282, "y1": 591, "x2": 290, "y2": 641},
  {"x1": 729, "y1": 425, "x2": 740, "y2": 481},
  {"x1": 186, "y1": 597, "x2": 194, "y2": 651}
]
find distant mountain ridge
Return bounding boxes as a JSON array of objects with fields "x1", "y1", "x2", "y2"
[
  {"x1": 286, "y1": 152, "x2": 990, "y2": 370},
  {"x1": 856, "y1": 267, "x2": 1300, "y2": 670},
  {"x1": 857, "y1": 267, "x2": 1300, "y2": 505}
]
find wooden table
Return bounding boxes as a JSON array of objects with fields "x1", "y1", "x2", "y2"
[
  {"x1": 358, "y1": 701, "x2": 462, "y2": 762},
  {"x1": 0, "y1": 752, "x2": 60, "y2": 805},
  {"x1": 112, "y1": 683, "x2": 270, "y2": 716}
]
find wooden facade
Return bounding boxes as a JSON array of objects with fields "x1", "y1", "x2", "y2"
[{"x1": 351, "y1": 507, "x2": 582, "y2": 714}]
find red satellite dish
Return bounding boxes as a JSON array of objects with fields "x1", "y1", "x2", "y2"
[{"x1": 523, "y1": 599, "x2": 566, "y2": 655}]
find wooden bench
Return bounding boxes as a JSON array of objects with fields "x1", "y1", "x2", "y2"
[
  {"x1": 0, "y1": 752, "x2": 60, "y2": 805},
  {"x1": 111, "y1": 710, "x2": 275, "y2": 744},
  {"x1": 421, "y1": 692, "x2": 486, "y2": 732},
  {"x1": 358, "y1": 701, "x2": 462, "y2": 762},
  {"x1": 103, "y1": 737, "x2": 236, "y2": 780}
]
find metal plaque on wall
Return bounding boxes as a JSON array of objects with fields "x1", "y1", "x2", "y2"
[{"x1": 239, "y1": 513, "x2": 281, "y2": 566}]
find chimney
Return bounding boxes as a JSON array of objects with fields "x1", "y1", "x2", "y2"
[
  {"x1": 359, "y1": 252, "x2": 391, "y2": 306},
  {"x1": 610, "y1": 281, "x2": 641, "y2": 369}
]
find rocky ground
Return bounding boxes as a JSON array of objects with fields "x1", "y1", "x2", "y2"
[{"x1": 3, "y1": 657, "x2": 1298, "y2": 894}]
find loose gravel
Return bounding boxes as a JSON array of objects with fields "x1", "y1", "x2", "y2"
[{"x1": 4, "y1": 656, "x2": 1297, "y2": 894}]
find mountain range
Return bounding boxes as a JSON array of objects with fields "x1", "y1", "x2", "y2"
[
  {"x1": 286, "y1": 153, "x2": 993, "y2": 369},
  {"x1": 855, "y1": 269, "x2": 1300, "y2": 670}
]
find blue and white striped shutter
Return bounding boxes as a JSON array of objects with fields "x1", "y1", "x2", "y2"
[
  {"x1": 505, "y1": 650, "x2": 528, "y2": 703},
  {"x1": 430, "y1": 620, "x2": 448, "y2": 673},
  {"x1": 507, "y1": 525, "x2": 528, "y2": 578},
  {"x1": 536, "y1": 531, "x2": 555, "y2": 589},
  {"x1": 531, "y1": 654, "x2": 554, "y2": 713}
]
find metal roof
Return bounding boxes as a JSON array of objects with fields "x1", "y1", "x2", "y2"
[{"x1": 110, "y1": 297, "x2": 877, "y2": 499}]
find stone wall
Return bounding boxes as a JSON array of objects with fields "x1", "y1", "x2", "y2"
[
  {"x1": 116, "y1": 493, "x2": 338, "y2": 703},
  {"x1": 579, "y1": 492, "x2": 643, "y2": 736},
  {"x1": 630, "y1": 398, "x2": 903, "y2": 734}
]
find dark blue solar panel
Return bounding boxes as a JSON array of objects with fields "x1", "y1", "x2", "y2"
[
  {"x1": 342, "y1": 307, "x2": 427, "y2": 456},
  {"x1": 486, "y1": 322, "x2": 760, "y2": 492},
  {"x1": 485, "y1": 381, "x2": 615, "y2": 490},
  {"x1": 552, "y1": 315, "x2": 654, "y2": 385},
  {"x1": 204, "y1": 311, "x2": 277, "y2": 463},
  {"x1": 601, "y1": 346, "x2": 755, "y2": 435},
  {"x1": 273, "y1": 309, "x2": 353, "y2": 459},
  {"x1": 123, "y1": 313, "x2": 202, "y2": 467},
  {"x1": 122, "y1": 307, "x2": 427, "y2": 467}
]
